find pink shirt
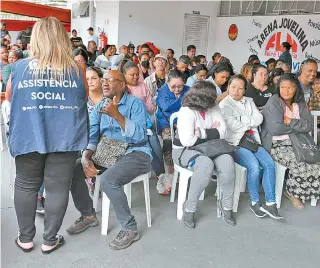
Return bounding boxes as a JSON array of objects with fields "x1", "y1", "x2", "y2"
[
  {"x1": 273, "y1": 103, "x2": 300, "y2": 141},
  {"x1": 127, "y1": 82, "x2": 155, "y2": 114}
]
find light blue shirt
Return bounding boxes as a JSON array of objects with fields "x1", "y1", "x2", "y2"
[
  {"x1": 87, "y1": 93, "x2": 152, "y2": 159},
  {"x1": 88, "y1": 34, "x2": 99, "y2": 46}
]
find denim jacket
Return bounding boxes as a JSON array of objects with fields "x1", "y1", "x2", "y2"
[{"x1": 87, "y1": 93, "x2": 152, "y2": 158}]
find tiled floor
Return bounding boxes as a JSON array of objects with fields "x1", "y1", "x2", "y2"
[{"x1": 1, "y1": 147, "x2": 319, "y2": 268}]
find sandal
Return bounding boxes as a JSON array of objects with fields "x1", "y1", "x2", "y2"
[
  {"x1": 284, "y1": 191, "x2": 304, "y2": 209},
  {"x1": 41, "y1": 235, "x2": 65, "y2": 255},
  {"x1": 15, "y1": 238, "x2": 33, "y2": 253}
]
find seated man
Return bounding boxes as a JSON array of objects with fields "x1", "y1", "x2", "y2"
[{"x1": 67, "y1": 70, "x2": 152, "y2": 250}]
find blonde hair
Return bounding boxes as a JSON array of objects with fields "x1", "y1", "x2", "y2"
[
  {"x1": 29, "y1": 17, "x2": 79, "y2": 79},
  {"x1": 240, "y1": 63, "x2": 253, "y2": 79}
]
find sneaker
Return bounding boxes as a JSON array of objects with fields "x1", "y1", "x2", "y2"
[
  {"x1": 36, "y1": 198, "x2": 45, "y2": 214},
  {"x1": 109, "y1": 230, "x2": 140, "y2": 250},
  {"x1": 66, "y1": 216, "x2": 99, "y2": 235},
  {"x1": 260, "y1": 204, "x2": 283, "y2": 220},
  {"x1": 164, "y1": 174, "x2": 173, "y2": 191},
  {"x1": 156, "y1": 174, "x2": 169, "y2": 195},
  {"x1": 182, "y1": 202, "x2": 195, "y2": 229},
  {"x1": 250, "y1": 203, "x2": 267, "y2": 218},
  {"x1": 218, "y1": 200, "x2": 236, "y2": 226}
]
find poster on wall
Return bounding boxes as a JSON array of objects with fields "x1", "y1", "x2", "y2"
[{"x1": 246, "y1": 16, "x2": 320, "y2": 72}]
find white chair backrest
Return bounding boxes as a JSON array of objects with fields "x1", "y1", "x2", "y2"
[
  {"x1": 311, "y1": 111, "x2": 320, "y2": 144},
  {"x1": 170, "y1": 112, "x2": 179, "y2": 145}
]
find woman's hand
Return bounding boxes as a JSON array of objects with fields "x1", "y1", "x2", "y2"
[
  {"x1": 211, "y1": 120, "x2": 221, "y2": 129},
  {"x1": 284, "y1": 116, "x2": 292, "y2": 125}
]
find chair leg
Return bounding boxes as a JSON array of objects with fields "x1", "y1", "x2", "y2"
[
  {"x1": 101, "y1": 192, "x2": 110, "y2": 235},
  {"x1": 93, "y1": 176, "x2": 101, "y2": 211},
  {"x1": 124, "y1": 184, "x2": 132, "y2": 209},
  {"x1": 216, "y1": 181, "x2": 222, "y2": 217},
  {"x1": 177, "y1": 172, "x2": 189, "y2": 220},
  {"x1": 143, "y1": 176, "x2": 152, "y2": 227},
  {"x1": 275, "y1": 163, "x2": 286, "y2": 208},
  {"x1": 311, "y1": 198, "x2": 317, "y2": 207},
  {"x1": 170, "y1": 169, "x2": 179, "y2": 203},
  {"x1": 199, "y1": 190, "x2": 205, "y2": 200}
]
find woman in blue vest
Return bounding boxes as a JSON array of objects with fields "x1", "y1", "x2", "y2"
[{"x1": 5, "y1": 17, "x2": 89, "y2": 254}]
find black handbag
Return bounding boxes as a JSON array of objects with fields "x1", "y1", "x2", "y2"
[
  {"x1": 178, "y1": 139, "x2": 236, "y2": 168},
  {"x1": 289, "y1": 132, "x2": 320, "y2": 164},
  {"x1": 239, "y1": 134, "x2": 259, "y2": 152}
]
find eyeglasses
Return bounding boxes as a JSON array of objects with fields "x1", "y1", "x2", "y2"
[
  {"x1": 100, "y1": 78, "x2": 122, "y2": 84},
  {"x1": 170, "y1": 84, "x2": 184, "y2": 90}
]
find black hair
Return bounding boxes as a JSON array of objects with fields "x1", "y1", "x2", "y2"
[
  {"x1": 301, "y1": 58, "x2": 318, "y2": 67},
  {"x1": 248, "y1": 54, "x2": 260, "y2": 63},
  {"x1": 196, "y1": 55, "x2": 206, "y2": 62},
  {"x1": 128, "y1": 43, "x2": 135, "y2": 49},
  {"x1": 251, "y1": 63, "x2": 267, "y2": 80},
  {"x1": 167, "y1": 48, "x2": 174, "y2": 54},
  {"x1": 195, "y1": 64, "x2": 208, "y2": 73},
  {"x1": 72, "y1": 29, "x2": 77, "y2": 33},
  {"x1": 191, "y1": 57, "x2": 200, "y2": 65},
  {"x1": 276, "y1": 73, "x2": 305, "y2": 104},
  {"x1": 315, "y1": 71, "x2": 320, "y2": 80},
  {"x1": 207, "y1": 62, "x2": 232, "y2": 79},
  {"x1": 122, "y1": 61, "x2": 138, "y2": 74},
  {"x1": 266, "y1": 58, "x2": 276, "y2": 65},
  {"x1": 187, "y1": 45, "x2": 196, "y2": 52},
  {"x1": 1, "y1": 39, "x2": 8, "y2": 46},
  {"x1": 73, "y1": 48, "x2": 88, "y2": 63},
  {"x1": 267, "y1": 68, "x2": 284, "y2": 86},
  {"x1": 102, "y1": 44, "x2": 112, "y2": 54},
  {"x1": 1, "y1": 45, "x2": 8, "y2": 51},
  {"x1": 1, "y1": 22, "x2": 6, "y2": 26},
  {"x1": 212, "y1": 52, "x2": 221, "y2": 60},
  {"x1": 182, "y1": 81, "x2": 217, "y2": 112},
  {"x1": 139, "y1": 52, "x2": 150, "y2": 60},
  {"x1": 282, "y1": 42, "x2": 292, "y2": 51},
  {"x1": 228, "y1": 74, "x2": 248, "y2": 90},
  {"x1": 77, "y1": 44, "x2": 88, "y2": 51},
  {"x1": 178, "y1": 55, "x2": 190, "y2": 65},
  {"x1": 168, "y1": 69, "x2": 185, "y2": 82},
  {"x1": 86, "y1": 66, "x2": 103, "y2": 78},
  {"x1": 141, "y1": 44, "x2": 150, "y2": 49}
]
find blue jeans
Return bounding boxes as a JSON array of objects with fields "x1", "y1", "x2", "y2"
[{"x1": 234, "y1": 146, "x2": 276, "y2": 203}]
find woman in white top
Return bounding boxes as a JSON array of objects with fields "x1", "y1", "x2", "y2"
[
  {"x1": 95, "y1": 44, "x2": 126, "y2": 71},
  {"x1": 172, "y1": 81, "x2": 236, "y2": 228},
  {"x1": 219, "y1": 74, "x2": 282, "y2": 220}
]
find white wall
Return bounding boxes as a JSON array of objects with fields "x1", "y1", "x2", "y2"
[
  {"x1": 71, "y1": 16, "x2": 91, "y2": 43},
  {"x1": 118, "y1": 1, "x2": 220, "y2": 57},
  {"x1": 212, "y1": 15, "x2": 320, "y2": 72}
]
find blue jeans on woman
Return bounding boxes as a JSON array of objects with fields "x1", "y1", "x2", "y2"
[{"x1": 234, "y1": 146, "x2": 276, "y2": 203}]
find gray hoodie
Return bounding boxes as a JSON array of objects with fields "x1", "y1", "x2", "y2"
[{"x1": 260, "y1": 94, "x2": 312, "y2": 151}]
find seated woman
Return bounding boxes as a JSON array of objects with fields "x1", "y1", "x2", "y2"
[
  {"x1": 86, "y1": 66, "x2": 105, "y2": 114},
  {"x1": 138, "y1": 52, "x2": 152, "y2": 82},
  {"x1": 261, "y1": 73, "x2": 320, "y2": 208},
  {"x1": 245, "y1": 64, "x2": 275, "y2": 109},
  {"x1": 267, "y1": 68, "x2": 284, "y2": 88},
  {"x1": 123, "y1": 61, "x2": 155, "y2": 114},
  {"x1": 206, "y1": 62, "x2": 231, "y2": 104},
  {"x1": 156, "y1": 70, "x2": 189, "y2": 194},
  {"x1": 73, "y1": 47, "x2": 89, "y2": 66},
  {"x1": 87, "y1": 40, "x2": 100, "y2": 62},
  {"x1": 95, "y1": 44, "x2": 113, "y2": 70},
  {"x1": 173, "y1": 81, "x2": 236, "y2": 228},
  {"x1": 219, "y1": 74, "x2": 282, "y2": 219},
  {"x1": 186, "y1": 64, "x2": 208, "y2": 87}
]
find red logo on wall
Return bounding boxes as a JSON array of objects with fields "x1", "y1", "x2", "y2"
[
  {"x1": 228, "y1": 24, "x2": 238, "y2": 41},
  {"x1": 265, "y1": 32, "x2": 298, "y2": 59}
]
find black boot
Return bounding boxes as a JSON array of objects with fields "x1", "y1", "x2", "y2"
[
  {"x1": 183, "y1": 202, "x2": 195, "y2": 229},
  {"x1": 218, "y1": 200, "x2": 236, "y2": 226}
]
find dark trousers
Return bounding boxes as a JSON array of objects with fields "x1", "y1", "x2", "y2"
[
  {"x1": 71, "y1": 151, "x2": 152, "y2": 230},
  {"x1": 14, "y1": 152, "x2": 78, "y2": 246}
]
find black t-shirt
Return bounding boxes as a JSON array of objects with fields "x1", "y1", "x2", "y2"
[
  {"x1": 70, "y1": 37, "x2": 83, "y2": 47},
  {"x1": 245, "y1": 83, "x2": 275, "y2": 108}
]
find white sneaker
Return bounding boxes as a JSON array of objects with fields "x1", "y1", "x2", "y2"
[{"x1": 164, "y1": 174, "x2": 173, "y2": 191}]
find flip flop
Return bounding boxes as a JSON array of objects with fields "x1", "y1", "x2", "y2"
[
  {"x1": 15, "y1": 238, "x2": 33, "y2": 253},
  {"x1": 284, "y1": 191, "x2": 304, "y2": 209},
  {"x1": 41, "y1": 235, "x2": 65, "y2": 255}
]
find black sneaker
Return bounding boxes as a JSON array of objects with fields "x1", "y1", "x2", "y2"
[
  {"x1": 66, "y1": 216, "x2": 99, "y2": 235},
  {"x1": 260, "y1": 204, "x2": 283, "y2": 220},
  {"x1": 109, "y1": 230, "x2": 140, "y2": 250},
  {"x1": 36, "y1": 198, "x2": 45, "y2": 214},
  {"x1": 250, "y1": 203, "x2": 267, "y2": 218},
  {"x1": 182, "y1": 202, "x2": 195, "y2": 229},
  {"x1": 218, "y1": 200, "x2": 236, "y2": 226}
]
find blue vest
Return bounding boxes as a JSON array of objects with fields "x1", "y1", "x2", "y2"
[{"x1": 9, "y1": 58, "x2": 89, "y2": 157}]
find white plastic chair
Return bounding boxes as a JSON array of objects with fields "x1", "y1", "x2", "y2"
[
  {"x1": 275, "y1": 162, "x2": 317, "y2": 207},
  {"x1": 93, "y1": 172, "x2": 152, "y2": 235},
  {"x1": 169, "y1": 112, "x2": 247, "y2": 220},
  {"x1": 311, "y1": 111, "x2": 320, "y2": 144}
]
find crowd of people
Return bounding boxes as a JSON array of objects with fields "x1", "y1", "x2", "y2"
[{"x1": 1, "y1": 17, "x2": 320, "y2": 254}]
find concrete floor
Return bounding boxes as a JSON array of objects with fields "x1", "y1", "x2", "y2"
[{"x1": 1, "y1": 147, "x2": 320, "y2": 268}]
